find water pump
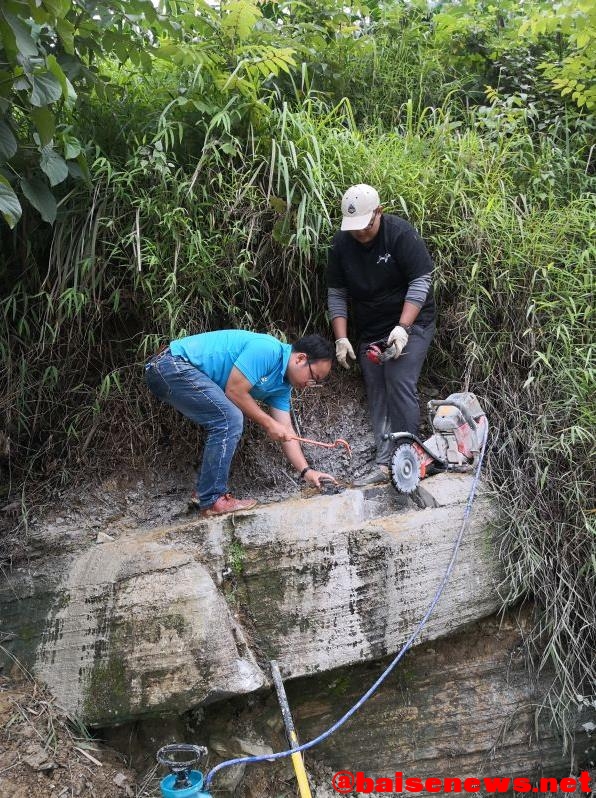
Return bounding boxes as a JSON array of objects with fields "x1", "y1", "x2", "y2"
[{"x1": 158, "y1": 744, "x2": 211, "y2": 798}]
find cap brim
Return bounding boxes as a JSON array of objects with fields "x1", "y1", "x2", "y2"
[{"x1": 341, "y1": 211, "x2": 374, "y2": 231}]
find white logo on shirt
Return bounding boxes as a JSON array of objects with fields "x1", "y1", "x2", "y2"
[{"x1": 377, "y1": 253, "x2": 391, "y2": 264}]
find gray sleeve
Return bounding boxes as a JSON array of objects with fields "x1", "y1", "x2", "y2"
[
  {"x1": 404, "y1": 274, "x2": 431, "y2": 307},
  {"x1": 327, "y1": 286, "x2": 348, "y2": 320}
]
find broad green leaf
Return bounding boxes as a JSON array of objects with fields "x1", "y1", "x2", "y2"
[
  {"x1": 140, "y1": 50, "x2": 153, "y2": 73},
  {"x1": 42, "y1": 0, "x2": 71, "y2": 18},
  {"x1": 29, "y1": 6, "x2": 51, "y2": 25},
  {"x1": 56, "y1": 17, "x2": 75, "y2": 54},
  {"x1": 47, "y1": 55, "x2": 77, "y2": 105},
  {"x1": 31, "y1": 106, "x2": 55, "y2": 145},
  {"x1": 75, "y1": 152, "x2": 90, "y2": 182},
  {"x1": 113, "y1": 41, "x2": 131, "y2": 64},
  {"x1": 30, "y1": 72, "x2": 63, "y2": 106},
  {"x1": 191, "y1": 99, "x2": 219, "y2": 114},
  {"x1": 63, "y1": 134, "x2": 80, "y2": 160},
  {"x1": 40, "y1": 145, "x2": 68, "y2": 185},
  {"x1": 0, "y1": 119, "x2": 17, "y2": 161},
  {"x1": 0, "y1": 177, "x2": 22, "y2": 228},
  {"x1": 1, "y1": 11, "x2": 39, "y2": 59},
  {"x1": 20, "y1": 177, "x2": 57, "y2": 224},
  {"x1": 0, "y1": 71, "x2": 12, "y2": 99},
  {"x1": 13, "y1": 76, "x2": 30, "y2": 92},
  {"x1": 67, "y1": 160, "x2": 84, "y2": 180},
  {"x1": 576, "y1": 32, "x2": 590, "y2": 48}
]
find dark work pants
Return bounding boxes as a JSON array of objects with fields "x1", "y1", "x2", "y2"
[{"x1": 358, "y1": 322, "x2": 435, "y2": 465}]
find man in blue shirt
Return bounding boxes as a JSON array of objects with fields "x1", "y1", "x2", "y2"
[{"x1": 145, "y1": 330, "x2": 337, "y2": 516}]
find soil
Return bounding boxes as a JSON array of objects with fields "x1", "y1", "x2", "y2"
[
  {"x1": 0, "y1": 668, "x2": 354, "y2": 797},
  {"x1": 0, "y1": 671, "x2": 143, "y2": 798}
]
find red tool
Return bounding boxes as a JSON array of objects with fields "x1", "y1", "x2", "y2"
[
  {"x1": 290, "y1": 436, "x2": 352, "y2": 458},
  {"x1": 365, "y1": 338, "x2": 397, "y2": 365}
]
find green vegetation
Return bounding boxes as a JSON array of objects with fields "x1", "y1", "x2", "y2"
[
  {"x1": 83, "y1": 653, "x2": 130, "y2": 724},
  {"x1": 227, "y1": 539, "x2": 246, "y2": 577},
  {"x1": 1, "y1": 0, "x2": 594, "y2": 751}
]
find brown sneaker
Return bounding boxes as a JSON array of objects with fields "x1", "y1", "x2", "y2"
[{"x1": 199, "y1": 493, "x2": 257, "y2": 518}]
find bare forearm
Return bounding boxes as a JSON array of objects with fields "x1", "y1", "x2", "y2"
[
  {"x1": 225, "y1": 386, "x2": 276, "y2": 434},
  {"x1": 332, "y1": 317, "x2": 348, "y2": 339},
  {"x1": 280, "y1": 438, "x2": 309, "y2": 472},
  {"x1": 399, "y1": 301, "x2": 421, "y2": 328}
]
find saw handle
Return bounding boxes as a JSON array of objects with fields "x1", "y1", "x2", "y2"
[{"x1": 427, "y1": 399, "x2": 478, "y2": 434}]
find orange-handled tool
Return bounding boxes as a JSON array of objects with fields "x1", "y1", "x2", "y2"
[{"x1": 290, "y1": 436, "x2": 351, "y2": 458}]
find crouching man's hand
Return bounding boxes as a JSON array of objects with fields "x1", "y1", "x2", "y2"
[
  {"x1": 266, "y1": 420, "x2": 295, "y2": 442},
  {"x1": 303, "y1": 468, "x2": 338, "y2": 488}
]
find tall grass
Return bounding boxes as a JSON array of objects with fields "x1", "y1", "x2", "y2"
[{"x1": 1, "y1": 85, "x2": 593, "y2": 747}]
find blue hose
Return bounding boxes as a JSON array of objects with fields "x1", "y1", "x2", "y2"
[{"x1": 205, "y1": 426, "x2": 489, "y2": 789}]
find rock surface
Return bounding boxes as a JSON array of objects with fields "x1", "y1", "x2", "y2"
[
  {"x1": 188, "y1": 610, "x2": 593, "y2": 790},
  {"x1": 0, "y1": 474, "x2": 498, "y2": 725}
]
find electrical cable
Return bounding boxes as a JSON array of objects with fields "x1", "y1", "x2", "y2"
[{"x1": 204, "y1": 423, "x2": 489, "y2": 789}]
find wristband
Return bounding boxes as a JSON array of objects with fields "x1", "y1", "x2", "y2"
[
  {"x1": 299, "y1": 466, "x2": 311, "y2": 479},
  {"x1": 398, "y1": 324, "x2": 413, "y2": 335}
]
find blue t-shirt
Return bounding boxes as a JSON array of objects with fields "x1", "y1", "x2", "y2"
[{"x1": 169, "y1": 330, "x2": 293, "y2": 411}]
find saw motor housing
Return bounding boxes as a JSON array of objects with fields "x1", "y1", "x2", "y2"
[{"x1": 387, "y1": 393, "x2": 487, "y2": 494}]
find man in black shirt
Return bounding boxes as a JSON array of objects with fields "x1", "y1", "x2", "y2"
[{"x1": 327, "y1": 184, "x2": 436, "y2": 485}]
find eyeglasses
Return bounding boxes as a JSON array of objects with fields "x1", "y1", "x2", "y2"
[
  {"x1": 363, "y1": 209, "x2": 379, "y2": 231},
  {"x1": 306, "y1": 361, "x2": 329, "y2": 387}
]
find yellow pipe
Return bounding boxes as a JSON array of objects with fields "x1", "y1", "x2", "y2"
[
  {"x1": 289, "y1": 733, "x2": 312, "y2": 798},
  {"x1": 270, "y1": 661, "x2": 313, "y2": 798}
]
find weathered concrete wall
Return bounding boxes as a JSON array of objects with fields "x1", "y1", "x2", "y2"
[{"x1": 0, "y1": 475, "x2": 499, "y2": 726}]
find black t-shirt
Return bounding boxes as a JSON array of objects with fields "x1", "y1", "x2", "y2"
[{"x1": 327, "y1": 214, "x2": 436, "y2": 342}]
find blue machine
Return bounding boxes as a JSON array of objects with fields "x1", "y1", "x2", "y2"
[{"x1": 158, "y1": 744, "x2": 212, "y2": 798}]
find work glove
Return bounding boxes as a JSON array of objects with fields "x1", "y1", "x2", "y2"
[
  {"x1": 335, "y1": 337, "x2": 356, "y2": 370},
  {"x1": 386, "y1": 325, "x2": 409, "y2": 359}
]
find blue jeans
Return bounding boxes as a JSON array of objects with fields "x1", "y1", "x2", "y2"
[
  {"x1": 145, "y1": 349, "x2": 243, "y2": 508},
  {"x1": 358, "y1": 322, "x2": 436, "y2": 465}
]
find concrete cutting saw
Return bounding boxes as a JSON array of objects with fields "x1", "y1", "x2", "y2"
[{"x1": 386, "y1": 393, "x2": 488, "y2": 494}]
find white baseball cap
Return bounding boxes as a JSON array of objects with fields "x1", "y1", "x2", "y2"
[{"x1": 340, "y1": 184, "x2": 380, "y2": 231}]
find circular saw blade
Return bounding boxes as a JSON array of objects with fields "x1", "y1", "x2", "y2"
[{"x1": 391, "y1": 443, "x2": 421, "y2": 494}]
